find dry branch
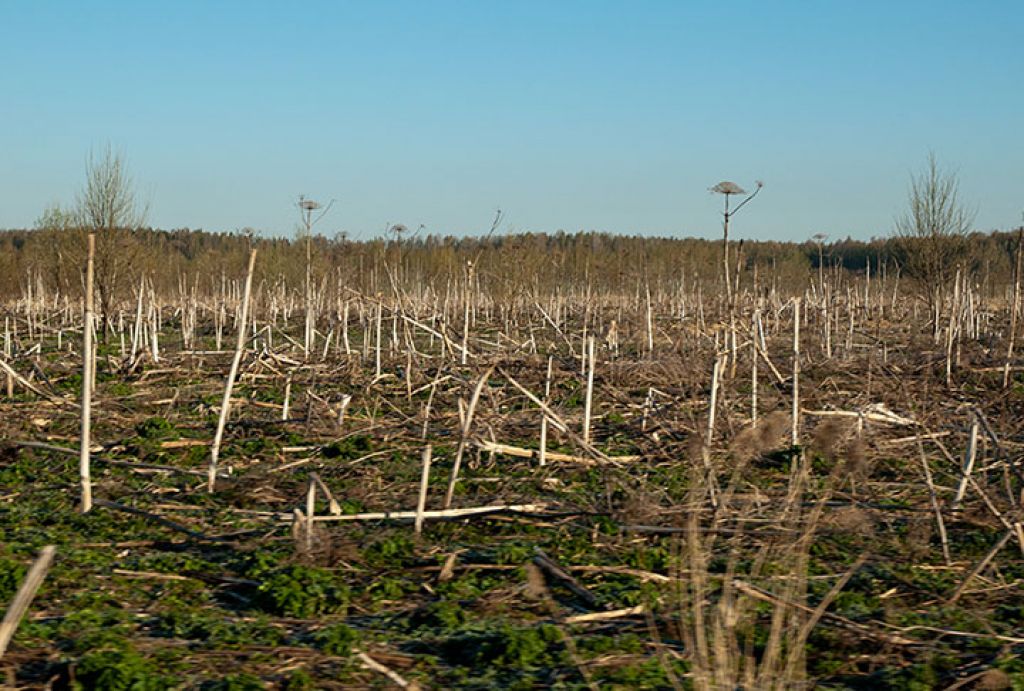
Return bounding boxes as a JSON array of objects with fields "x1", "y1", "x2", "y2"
[{"x1": 0, "y1": 546, "x2": 56, "y2": 660}]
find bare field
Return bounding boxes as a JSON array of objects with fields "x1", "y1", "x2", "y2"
[{"x1": 2, "y1": 262, "x2": 1024, "y2": 689}]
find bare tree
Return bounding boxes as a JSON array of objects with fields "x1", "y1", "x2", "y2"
[
  {"x1": 894, "y1": 153, "x2": 975, "y2": 318},
  {"x1": 32, "y1": 204, "x2": 77, "y2": 296},
  {"x1": 75, "y1": 146, "x2": 148, "y2": 336}
]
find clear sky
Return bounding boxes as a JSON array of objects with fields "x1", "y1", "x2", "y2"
[{"x1": 1, "y1": 1, "x2": 1021, "y2": 241}]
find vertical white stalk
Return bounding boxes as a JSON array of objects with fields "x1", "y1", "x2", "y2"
[
  {"x1": 645, "y1": 285, "x2": 654, "y2": 356},
  {"x1": 539, "y1": 355, "x2": 553, "y2": 466},
  {"x1": 4, "y1": 317, "x2": 12, "y2": 398},
  {"x1": 80, "y1": 234, "x2": 95, "y2": 513},
  {"x1": 208, "y1": 249, "x2": 257, "y2": 492},
  {"x1": 414, "y1": 445, "x2": 433, "y2": 535},
  {"x1": 706, "y1": 355, "x2": 722, "y2": 445},
  {"x1": 282, "y1": 374, "x2": 292, "y2": 421},
  {"x1": 791, "y1": 298, "x2": 801, "y2": 447},
  {"x1": 374, "y1": 300, "x2": 383, "y2": 379},
  {"x1": 751, "y1": 310, "x2": 759, "y2": 426},
  {"x1": 582, "y1": 336, "x2": 596, "y2": 444},
  {"x1": 953, "y1": 413, "x2": 980, "y2": 510}
]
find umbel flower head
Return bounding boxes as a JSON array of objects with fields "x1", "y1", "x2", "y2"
[{"x1": 710, "y1": 181, "x2": 746, "y2": 195}]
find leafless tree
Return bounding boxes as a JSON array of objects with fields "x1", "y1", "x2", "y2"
[
  {"x1": 894, "y1": 153, "x2": 975, "y2": 318},
  {"x1": 75, "y1": 146, "x2": 148, "y2": 336}
]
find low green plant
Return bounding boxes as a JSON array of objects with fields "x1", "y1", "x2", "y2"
[
  {"x1": 256, "y1": 564, "x2": 349, "y2": 618},
  {"x1": 74, "y1": 643, "x2": 171, "y2": 691},
  {"x1": 314, "y1": 623, "x2": 357, "y2": 656}
]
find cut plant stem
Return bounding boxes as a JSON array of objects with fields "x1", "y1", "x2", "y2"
[
  {"x1": 208, "y1": 248, "x2": 257, "y2": 493},
  {"x1": 952, "y1": 412, "x2": 979, "y2": 510},
  {"x1": 80, "y1": 233, "x2": 95, "y2": 513},
  {"x1": 0, "y1": 545, "x2": 56, "y2": 660},
  {"x1": 414, "y1": 445, "x2": 432, "y2": 535},
  {"x1": 791, "y1": 297, "x2": 801, "y2": 447},
  {"x1": 539, "y1": 355, "x2": 553, "y2": 466},
  {"x1": 444, "y1": 366, "x2": 495, "y2": 508},
  {"x1": 582, "y1": 335, "x2": 596, "y2": 444}
]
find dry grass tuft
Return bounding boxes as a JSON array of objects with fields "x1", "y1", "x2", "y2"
[
  {"x1": 810, "y1": 418, "x2": 853, "y2": 457},
  {"x1": 842, "y1": 435, "x2": 870, "y2": 478},
  {"x1": 823, "y1": 506, "x2": 875, "y2": 537},
  {"x1": 976, "y1": 668, "x2": 1012, "y2": 690},
  {"x1": 730, "y1": 411, "x2": 790, "y2": 460},
  {"x1": 524, "y1": 562, "x2": 548, "y2": 600}
]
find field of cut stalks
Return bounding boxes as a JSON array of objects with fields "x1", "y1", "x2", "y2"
[{"x1": 2, "y1": 246, "x2": 1024, "y2": 689}]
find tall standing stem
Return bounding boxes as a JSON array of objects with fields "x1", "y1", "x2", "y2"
[
  {"x1": 1003, "y1": 227, "x2": 1024, "y2": 388},
  {"x1": 208, "y1": 249, "x2": 257, "y2": 492},
  {"x1": 80, "y1": 234, "x2": 95, "y2": 513}
]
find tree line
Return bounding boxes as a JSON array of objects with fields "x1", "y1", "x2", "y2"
[{"x1": 1, "y1": 150, "x2": 1019, "y2": 315}]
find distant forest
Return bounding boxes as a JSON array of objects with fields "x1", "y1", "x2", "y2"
[{"x1": 1, "y1": 226, "x2": 1021, "y2": 300}]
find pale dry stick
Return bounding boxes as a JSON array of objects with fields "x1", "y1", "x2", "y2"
[
  {"x1": 0, "y1": 357, "x2": 66, "y2": 404},
  {"x1": 356, "y1": 650, "x2": 414, "y2": 689},
  {"x1": 374, "y1": 299, "x2": 382, "y2": 380},
  {"x1": 729, "y1": 314, "x2": 738, "y2": 378},
  {"x1": 399, "y1": 313, "x2": 471, "y2": 360},
  {"x1": 303, "y1": 231, "x2": 313, "y2": 358},
  {"x1": 341, "y1": 301, "x2": 351, "y2": 355},
  {"x1": 791, "y1": 297, "x2": 801, "y2": 447},
  {"x1": 148, "y1": 293, "x2": 160, "y2": 364},
  {"x1": 443, "y1": 366, "x2": 495, "y2": 509},
  {"x1": 928, "y1": 431, "x2": 1024, "y2": 554},
  {"x1": 414, "y1": 445, "x2": 433, "y2": 535},
  {"x1": 208, "y1": 248, "x2": 257, "y2": 493},
  {"x1": 112, "y1": 569, "x2": 194, "y2": 582},
  {"x1": 534, "y1": 300, "x2": 576, "y2": 354},
  {"x1": 948, "y1": 527, "x2": 1016, "y2": 604},
  {"x1": 500, "y1": 369, "x2": 613, "y2": 463},
  {"x1": 945, "y1": 271, "x2": 960, "y2": 387},
  {"x1": 916, "y1": 435, "x2": 952, "y2": 565},
  {"x1": 130, "y1": 276, "x2": 144, "y2": 365},
  {"x1": 755, "y1": 341, "x2": 786, "y2": 385},
  {"x1": 564, "y1": 605, "x2": 645, "y2": 624},
  {"x1": 582, "y1": 335, "x2": 596, "y2": 444},
  {"x1": 461, "y1": 262, "x2": 472, "y2": 365},
  {"x1": 539, "y1": 355, "x2": 553, "y2": 466},
  {"x1": 476, "y1": 440, "x2": 640, "y2": 465},
  {"x1": 337, "y1": 394, "x2": 352, "y2": 428},
  {"x1": 421, "y1": 380, "x2": 437, "y2": 440},
  {"x1": 645, "y1": 284, "x2": 654, "y2": 356},
  {"x1": 823, "y1": 289, "x2": 832, "y2": 359},
  {"x1": 80, "y1": 234, "x2": 95, "y2": 513},
  {"x1": 705, "y1": 354, "x2": 723, "y2": 446},
  {"x1": 751, "y1": 310, "x2": 759, "y2": 426},
  {"x1": 579, "y1": 326, "x2": 586, "y2": 376},
  {"x1": 304, "y1": 475, "x2": 316, "y2": 551},
  {"x1": 640, "y1": 387, "x2": 653, "y2": 432},
  {"x1": 952, "y1": 412, "x2": 980, "y2": 510},
  {"x1": 307, "y1": 473, "x2": 341, "y2": 515},
  {"x1": 295, "y1": 503, "x2": 548, "y2": 523},
  {"x1": 4, "y1": 317, "x2": 12, "y2": 397},
  {"x1": 0, "y1": 545, "x2": 56, "y2": 660},
  {"x1": 282, "y1": 373, "x2": 292, "y2": 421},
  {"x1": 1003, "y1": 227, "x2": 1023, "y2": 388}
]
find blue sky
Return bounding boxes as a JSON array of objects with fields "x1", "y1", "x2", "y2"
[{"x1": 1, "y1": 1, "x2": 1021, "y2": 241}]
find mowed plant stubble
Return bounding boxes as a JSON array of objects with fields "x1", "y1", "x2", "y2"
[{"x1": 1, "y1": 156, "x2": 1024, "y2": 688}]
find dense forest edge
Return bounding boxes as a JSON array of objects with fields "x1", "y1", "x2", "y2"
[{"x1": 2, "y1": 225, "x2": 1022, "y2": 300}]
